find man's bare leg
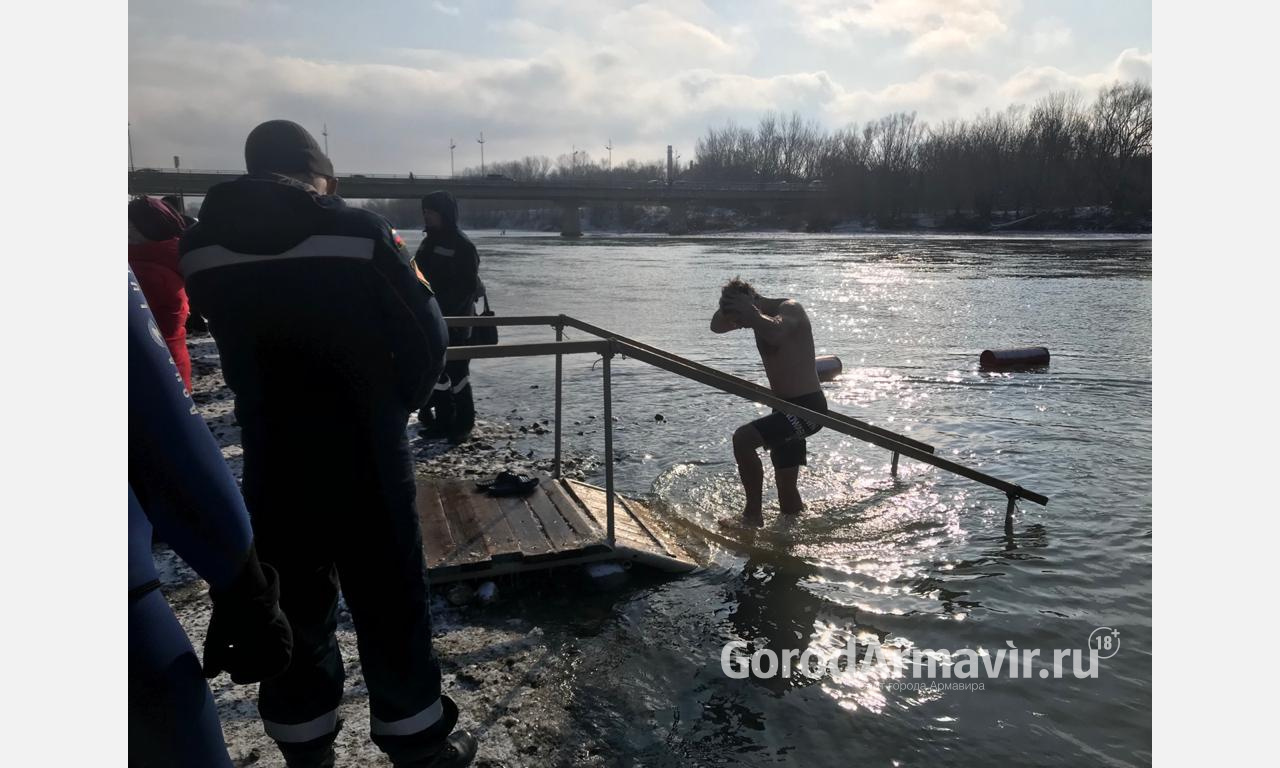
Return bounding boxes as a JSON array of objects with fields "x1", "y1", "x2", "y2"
[
  {"x1": 732, "y1": 425, "x2": 766, "y2": 526},
  {"x1": 776, "y1": 466, "x2": 804, "y2": 516}
]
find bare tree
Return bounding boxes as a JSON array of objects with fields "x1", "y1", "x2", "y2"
[{"x1": 1088, "y1": 81, "x2": 1153, "y2": 212}]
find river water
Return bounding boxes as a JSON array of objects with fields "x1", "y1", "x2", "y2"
[{"x1": 404, "y1": 229, "x2": 1152, "y2": 766}]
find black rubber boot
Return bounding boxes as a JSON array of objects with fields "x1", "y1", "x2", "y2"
[
  {"x1": 448, "y1": 384, "x2": 475, "y2": 444},
  {"x1": 377, "y1": 697, "x2": 477, "y2": 768},
  {"x1": 277, "y1": 722, "x2": 342, "y2": 768},
  {"x1": 281, "y1": 743, "x2": 336, "y2": 768},
  {"x1": 429, "y1": 388, "x2": 456, "y2": 431},
  {"x1": 391, "y1": 730, "x2": 477, "y2": 768},
  {"x1": 417, "y1": 406, "x2": 437, "y2": 429}
]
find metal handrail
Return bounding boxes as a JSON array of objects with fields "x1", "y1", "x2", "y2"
[
  {"x1": 444, "y1": 314, "x2": 1049, "y2": 542},
  {"x1": 613, "y1": 340, "x2": 1047, "y2": 505},
  {"x1": 559, "y1": 316, "x2": 937, "y2": 455}
]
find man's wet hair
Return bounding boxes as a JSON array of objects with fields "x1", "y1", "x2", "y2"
[{"x1": 722, "y1": 276, "x2": 759, "y2": 299}]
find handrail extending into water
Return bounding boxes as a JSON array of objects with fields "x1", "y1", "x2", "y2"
[
  {"x1": 443, "y1": 314, "x2": 1049, "y2": 541},
  {"x1": 559, "y1": 317, "x2": 938, "y2": 455}
]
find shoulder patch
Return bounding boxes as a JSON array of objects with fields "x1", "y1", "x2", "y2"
[
  {"x1": 413, "y1": 262, "x2": 433, "y2": 292},
  {"x1": 390, "y1": 229, "x2": 414, "y2": 267}
]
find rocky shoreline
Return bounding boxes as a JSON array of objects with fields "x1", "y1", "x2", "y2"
[{"x1": 160, "y1": 337, "x2": 621, "y2": 767}]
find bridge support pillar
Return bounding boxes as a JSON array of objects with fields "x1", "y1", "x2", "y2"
[
  {"x1": 667, "y1": 201, "x2": 688, "y2": 235},
  {"x1": 560, "y1": 201, "x2": 582, "y2": 238}
]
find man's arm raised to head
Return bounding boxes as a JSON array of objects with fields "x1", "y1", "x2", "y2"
[
  {"x1": 710, "y1": 307, "x2": 740, "y2": 333},
  {"x1": 745, "y1": 299, "x2": 801, "y2": 344}
]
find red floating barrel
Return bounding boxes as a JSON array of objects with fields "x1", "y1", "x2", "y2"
[
  {"x1": 815, "y1": 354, "x2": 843, "y2": 382},
  {"x1": 980, "y1": 347, "x2": 1050, "y2": 370}
]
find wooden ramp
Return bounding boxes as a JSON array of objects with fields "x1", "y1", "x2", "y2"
[{"x1": 416, "y1": 475, "x2": 697, "y2": 583}]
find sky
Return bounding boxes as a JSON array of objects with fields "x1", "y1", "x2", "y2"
[{"x1": 128, "y1": 0, "x2": 1151, "y2": 174}]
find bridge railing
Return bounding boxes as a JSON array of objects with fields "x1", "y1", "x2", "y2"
[{"x1": 129, "y1": 169, "x2": 829, "y2": 192}]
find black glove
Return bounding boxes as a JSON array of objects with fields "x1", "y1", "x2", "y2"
[{"x1": 202, "y1": 546, "x2": 293, "y2": 683}]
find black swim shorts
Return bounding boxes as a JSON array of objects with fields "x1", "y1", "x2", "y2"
[{"x1": 747, "y1": 390, "x2": 828, "y2": 469}]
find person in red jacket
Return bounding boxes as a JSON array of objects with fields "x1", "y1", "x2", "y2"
[{"x1": 129, "y1": 196, "x2": 192, "y2": 389}]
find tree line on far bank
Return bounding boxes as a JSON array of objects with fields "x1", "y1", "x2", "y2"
[
  {"x1": 367, "y1": 80, "x2": 1150, "y2": 229},
  {"x1": 690, "y1": 81, "x2": 1151, "y2": 224}
]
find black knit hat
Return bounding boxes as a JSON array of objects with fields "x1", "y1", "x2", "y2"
[{"x1": 244, "y1": 120, "x2": 334, "y2": 178}]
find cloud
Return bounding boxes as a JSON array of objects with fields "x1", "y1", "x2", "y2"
[
  {"x1": 826, "y1": 69, "x2": 996, "y2": 125},
  {"x1": 127, "y1": 2, "x2": 771, "y2": 170},
  {"x1": 126, "y1": 0, "x2": 1149, "y2": 175},
  {"x1": 494, "y1": 2, "x2": 756, "y2": 72},
  {"x1": 431, "y1": 1, "x2": 460, "y2": 16},
  {"x1": 818, "y1": 47, "x2": 1151, "y2": 128},
  {"x1": 793, "y1": 0, "x2": 1016, "y2": 57},
  {"x1": 128, "y1": 35, "x2": 745, "y2": 170},
  {"x1": 1000, "y1": 48, "x2": 1152, "y2": 102},
  {"x1": 1029, "y1": 18, "x2": 1072, "y2": 54}
]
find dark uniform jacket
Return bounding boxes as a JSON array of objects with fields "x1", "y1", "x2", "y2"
[
  {"x1": 178, "y1": 175, "x2": 448, "y2": 497},
  {"x1": 414, "y1": 191, "x2": 480, "y2": 345}
]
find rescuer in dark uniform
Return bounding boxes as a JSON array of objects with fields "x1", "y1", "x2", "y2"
[
  {"x1": 129, "y1": 266, "x2": 292, "y2": 768},
  {"x1": 180, "y1": 120, "x2": 476, "y2": 768},
  {"x1": 413, "y1": 191, "x2": 480, "y2": 443}
]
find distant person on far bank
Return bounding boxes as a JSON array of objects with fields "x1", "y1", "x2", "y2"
[
  {"x1": 129, "y1": 195, "x2": 192, "y2": 390},
  {"x1": 711, "y1": 278, "x2": 826, "y2": 527},
  {"x1": 414, "y1": 191, "x2": 482, "y2": 443}
]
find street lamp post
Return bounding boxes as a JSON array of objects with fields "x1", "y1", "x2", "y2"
[
  {"x1": 449, "y1": 138, "x2": 456, "y2": 178},
  {"x1": 605, "y1": 139, "x2": 612, "y2": 174},
  {"x1": 477, "y1": 132, "x2": 485, "y2": 176},
  {"x1": 322, "y1": 123, "x2": 329, "y2": 155},
  {"x1": 174, "y1": 154, "x2": 183, "y2": 210}
]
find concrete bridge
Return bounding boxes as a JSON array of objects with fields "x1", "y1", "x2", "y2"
[{"x1": 128, "y1": 169, "x2": 833, "y2": 236}]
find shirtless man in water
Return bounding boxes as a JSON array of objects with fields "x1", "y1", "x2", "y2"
[{"x1": 711, "y1": 277, "x2": 826, "y2": 526}]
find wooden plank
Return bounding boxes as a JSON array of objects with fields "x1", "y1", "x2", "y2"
[
  {"x1": 540, "y1": 478, "x2": 600, "y2": 541},
  {"x1": 469, "y1": 490, "x2": 523, "y2": 562},
  {"x1": 427, "y1": 562, "x2": 461, "y2": 582},
  {"x1": 437, "y1": 481, "x2": 488, "y2": 566},
  {"x1": 415, "y1": 480, "x2": 454, "y2": 568},
  {"x1": 620, "y1": 494, "x2": 694, "y2": 561},
  {"x1": 496, "y1": 495, "x2": 555, "y2": 559},
  {"x1": 565, "y1": 481, "x2": 656, "y2": 548},
  {"x1": 616, "y1": 496, "x2": 680, "y2": 559},
  {"x1": 526, "y1": 489, "x2": 583, "y2": 551}
]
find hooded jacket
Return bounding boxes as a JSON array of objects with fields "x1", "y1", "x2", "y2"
[
  {"x1": 129, "y1": 237, "x2": 192, "y2": 389},
  {"x1": 179, "y1": 175, "x2": 448, "y2": 441},
  {"x1": 414, "y1": 192, "x2": 480, "y2": 342}
]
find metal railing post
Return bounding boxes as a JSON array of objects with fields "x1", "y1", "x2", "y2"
[
  {"x1": 554, "y1": 320, "x2": 563, "y2": 479},
  {"x1": 891, "y1": 451, "x2": 900, "y2": 478},
  {"x1": 602, "y1": 341, "x2": 615, "y2": 547}
]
